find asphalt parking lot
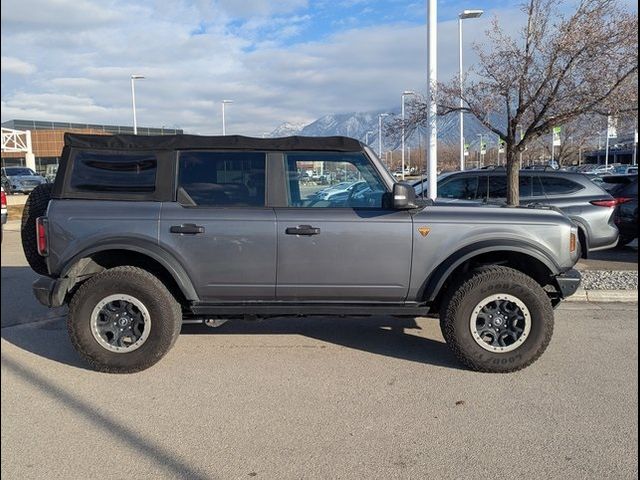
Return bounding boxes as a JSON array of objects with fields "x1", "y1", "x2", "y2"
[{"x1": 1, "y1": 223, "x2": 638, "y2": 479}]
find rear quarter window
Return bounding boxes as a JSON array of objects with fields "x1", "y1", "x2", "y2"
[
  {"x1": 70, "y1": 151, "x2": 157, "y2": 193},
  {"x1": 541, "y1": 176, "x2": 584, "y2": 196}
]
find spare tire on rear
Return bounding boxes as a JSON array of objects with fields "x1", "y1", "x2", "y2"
[{"x1": 21, "y1": 183, "x2": 53, "y2": 276}]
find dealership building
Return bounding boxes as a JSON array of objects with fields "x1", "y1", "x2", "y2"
[{"x1": 1, "y1": 119, "x2": 182, "y2": 175}]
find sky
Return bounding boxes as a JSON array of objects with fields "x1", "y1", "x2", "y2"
[{"x1": 1, "y1": 0, "x2": 547, "y2": 135}]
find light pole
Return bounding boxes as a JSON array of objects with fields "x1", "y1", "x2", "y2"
[
  {"x1": 378, "y1": 113, "x2": 389, "y2": 157},
  {"x1": 477, "y1": 133, "x2": 485, "y2": 167},
  {"x1": 130, "y1": 74, "x2": 145, "y2": 135},
  {"x1": 458, "y1": 9, "x2": 483, "y2": 171},
  {"x1": 365, "y1": 130, "x2": 374, "y2": 146},
  {"x1": 426, "y1": 0, "x2": 438, "y2": 199},
  {"x1": 633, "y1": 127, "x2": 638, "y2": 166},
  {"x1": 401, "y1": 90, "x2": 416, "y2": 180},
  {"x1": 221, "y1": 100, "x2": 233, "y2": 135}
]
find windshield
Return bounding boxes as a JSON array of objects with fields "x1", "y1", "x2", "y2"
[{"x1": 5, "y1": 167, "x2": 36, "y2": 176}]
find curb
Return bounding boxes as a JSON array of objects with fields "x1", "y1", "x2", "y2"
[{"x1": 565, "y1": 288, "x2": 638, "y2": 303}]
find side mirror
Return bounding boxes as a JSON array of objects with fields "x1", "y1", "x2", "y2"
[{"x1": 392, "y1": 182, "x2": 418, "y2": 210}]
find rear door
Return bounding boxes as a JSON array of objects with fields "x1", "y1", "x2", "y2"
[
  {"x1": 274, "y1": 152, "x2": 413, "y2": 302},
  {"x1": 159, "y1": 151, "x2": 277, "y2": 301}
]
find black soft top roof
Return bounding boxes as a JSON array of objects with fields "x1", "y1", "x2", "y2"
[{"x1": 64, "y1": 133, "x2": 363, "y2": 152}]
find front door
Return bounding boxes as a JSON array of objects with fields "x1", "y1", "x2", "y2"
[
  {"x1": 275, "y1": 152, "x2": 413, "y2": 302},
  {"x1": 159, "y1": 151, "x2": 276, "y2": 301}
]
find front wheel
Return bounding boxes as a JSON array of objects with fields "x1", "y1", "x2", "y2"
[
  {"x1": 440, "y1": 266, "x2": 554, "y2": 373},
  {"x1": 68, "y1": 266, "x2": 182, "y2": 373}
]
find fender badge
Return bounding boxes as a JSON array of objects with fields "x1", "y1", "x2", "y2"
[{"x1": 418, "y1": 227, "x2": 431, "y2": 237}]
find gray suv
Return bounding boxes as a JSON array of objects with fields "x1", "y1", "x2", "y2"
[
  {"x1": 414, "y1": 170, "x2": 619, "y2": 257},
  {"x1": 24, "y1": 134, "x2": 581, "y2": 373}
]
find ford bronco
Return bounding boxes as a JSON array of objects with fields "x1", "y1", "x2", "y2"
[{"x1": 23, "y1": 133, "x2": 581, "y2": 373}]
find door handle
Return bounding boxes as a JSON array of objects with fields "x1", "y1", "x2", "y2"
[
  {"x1": 170, "y1": 223, "x2": 205, "y2": 234},
  {"x1": 285, "y1": 225, "x2": 321, "y2": 236}
]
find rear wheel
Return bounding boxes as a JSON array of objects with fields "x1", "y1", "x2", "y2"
[
  {"x1": 21, "y1": 183, "x2": 53, "y2": 275},
  {"x1": 440, "y1": 266, "x2": 554, "y2": 373},
  {"x1": 68, "y1": 266, "x2": 182, "y2": 373}
]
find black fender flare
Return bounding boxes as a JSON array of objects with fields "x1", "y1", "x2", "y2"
[
  {"x1": 420, "y1": 239, "x2": 561, "y2": 303},
  {"x1": 57, "y1": 239, "x2": 199, "y2": 302}
]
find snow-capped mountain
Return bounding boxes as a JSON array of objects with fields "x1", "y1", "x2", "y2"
[
  {"x1": 269, "y1": 121, "x2": 307, "y2": 137},
  {"x1": 269, "y1": 109, "x2": 496, "y2": 149}
]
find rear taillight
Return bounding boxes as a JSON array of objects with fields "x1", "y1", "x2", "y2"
[
  {"x1": 36, "y1": 217, "x2": 48, "y2": 256},
  {"x1": 615, "y1": 197, "x2": 633, "y2": 204},
  {"x1": 1, "y1": 190, "x2": 6, "y2": 209},
  {"x1": 590, "y1": 199, "x2": 617, "y2": 208}
]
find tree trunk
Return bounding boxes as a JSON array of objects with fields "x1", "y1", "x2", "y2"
[{"x1": 506, "y1": 146, "x2": 520, "y2": 206}]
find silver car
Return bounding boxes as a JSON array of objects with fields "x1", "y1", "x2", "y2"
[
  {"x1": 1, "y1": 166, "x2": 47, "y2": 194},
  {"x1": 414, "y1": 170, "x2": 619, "y2": 257}
]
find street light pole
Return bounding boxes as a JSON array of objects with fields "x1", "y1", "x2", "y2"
[
  {"x1": 426, "y1": 0, "x2": 438, "y2": 200},
  {"x1": 130, "y1": 74, "x2": 145, "y2": 135},
  {"x1": 221, "y1": 100, "x2": 233, "y2": 135},
  {"x1": 365, "y1": 130, "x2": 374, "y2": 146},
  {"x1": 458, "y1": 9, "x2": 483, "y2": 172},
  {"x1": 401, "y1": 90, "x2": 416, "y2": 180},
  {"x1": 477, "y1": 133, "x2": 484, "y2": 167},
  {"x1": 378, "y1": 113, "x2": 389, "y2": 157}
]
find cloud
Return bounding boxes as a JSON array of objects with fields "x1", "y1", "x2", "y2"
[
  {"x1": 0, "y1": 0, "x2": 532, "y2": 135},
  {"x1": 216, "y1": 0, "x2": 308, "y2": 18},
  {"x1": 0, "y1": 0, "x2": 124, "y2": 30},
  {"x1": 1, "y1": 57, "x2": 37, "y2": 75}
]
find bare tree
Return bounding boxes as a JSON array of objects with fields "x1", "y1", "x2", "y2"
[
  {"x1": 425, "y1": 0, "x2": 637, "y2": 205},
  {"x1": 535, "y1": 115, "x2": 602, "y2": 165}
]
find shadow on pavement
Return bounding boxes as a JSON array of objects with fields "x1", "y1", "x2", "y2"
[
  {"x1": 1, "y1": 266, "x2": 67, "y2": 328},
  {"x1": 3, "y1": 265, "x2": 461, "y2": 370},
  {"x1": 1, "y1": 355, "x2": 213, "y2": 480},
  {"x1": 577, "y1": 242, "x2": 638, "y2": 271},
  {"x1": 181, "y1": 316, "x2": 463, "y2": 370}
]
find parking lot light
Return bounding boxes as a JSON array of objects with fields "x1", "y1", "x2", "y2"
[{"x1": 130, "y1": 74, "x2": 145, "y2": 135}]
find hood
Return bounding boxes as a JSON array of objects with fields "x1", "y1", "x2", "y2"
[
  {"x1": 8, "y1": 175, "x2": 44, "y2": 183},
  {"x1": 415, "y1": 202, "x2": 574, "y2": 228}
]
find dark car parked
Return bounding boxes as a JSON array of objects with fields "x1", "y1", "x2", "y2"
[
  {"x1": 413, "y1": 170, "x2": 619, "y2": 257},
  {"x1": 601, "y1": 174, "x2": 638, "y2": 247}
]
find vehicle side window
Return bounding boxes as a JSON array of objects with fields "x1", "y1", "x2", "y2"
[
  {"x1": 439, "y1": 176, "x2": 478, "y2": 199},
  {"x1": 519, "y1": 175, "x2": 544, "y2": 197},
  {"x1": 284, "y1": 152, "x2": 387, "y2": 208},
  {"x1": 476, "y1": 175, "x2": 488, "y2": 200},
  {"x1": 542, "y1": 176, "x2": 584, "y2": 196},
  {"x1": 531, "y1": 176, "x2": 544, "y2": 196},
  {"x1": 178, "y1": 151, "x2": 266, "y2": 207},
  {"x1": 70, "y1": 151, "x2": 157, "y2": 193},
  {"x1": 519, "y1": 176, "x2": 533, "y2": 197},
  {"x1": 487, "y1": 176, "x2": 507, "y2": 199}
]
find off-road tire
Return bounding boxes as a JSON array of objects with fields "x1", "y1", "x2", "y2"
[
  {"x1": 440, "y1": 266, "x2": 554, "y2": 373},
  {"x1": 68, "y1": 266, "x2": 182, "y2": 373},
  {"x1": 21, "y1": 183, "x2": 53, "y2": 275}
]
